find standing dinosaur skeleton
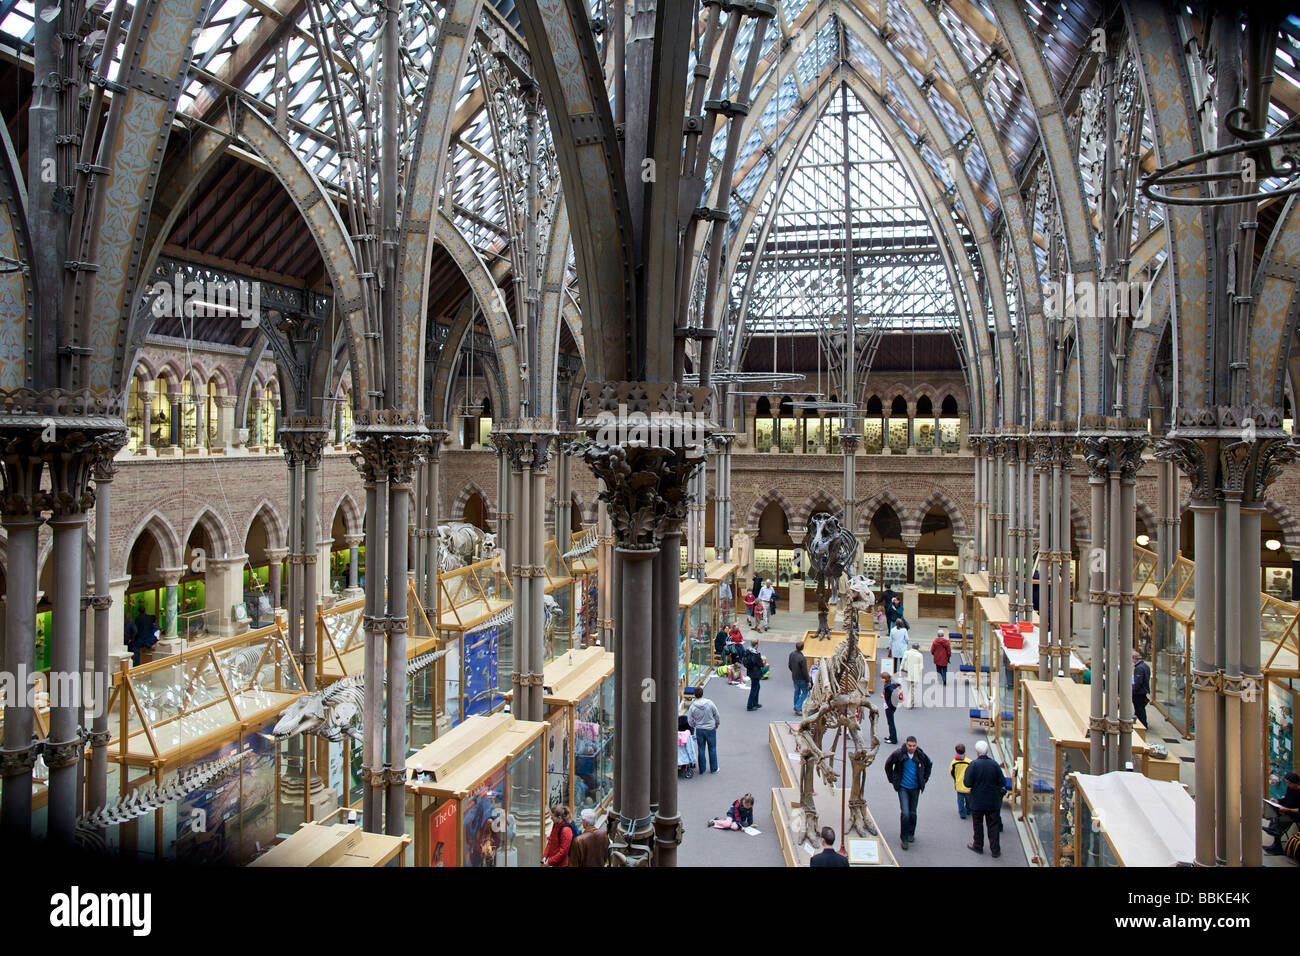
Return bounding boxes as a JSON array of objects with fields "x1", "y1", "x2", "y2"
[
  {"x1": 793, "y1": 574, "x2": 881, "y2": 848},
  {"x1": 806, "y1": 512, "x2": 858, "y2": 638},
  {"x1": 272, "y1": 649, "x2": 447, "y2": 743}
]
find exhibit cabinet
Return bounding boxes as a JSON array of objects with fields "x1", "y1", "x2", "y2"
[
  {"x1": 510, "y1": 646, "x2": 615, "y2": 814},
  {"x1": 705, "y1": 559, "x2": 741, "y2": 632},
  {"x1": 435, "y1": 557, "x2": 515, "y2": 731},
  {"x1": 973, "y1": 594, "x2": 1031, "y2": 700},
  {"x1": 1070, "y1": 772, "x2": 1194, "y2": 867},
  {"x1": 566, "y1": 528, "x2": 601, "y2": 648},
  {"x1": 250, "y1": 820, "x2": 408, "y2": 867},
  {"x1": 102, "y1": 623, "x2": 308, "y2": 864},
  {"x1": 679, "y1": 578, "x2": 718, "y2": 693},
  {"x1": 959, "y1": 571, "x2": 989, "y2": 657},
  {"x1": 1020, "y1": 678, "x2": 1149, "y2": 867},
  {"x1": 992, "y1": 624, "x2": 1083, "y2": 792},
  {"x1": 1264, "y1": 613, "x2": 1299, "y2": 799},
  {"x1": 406, "y1": 714, "x2": 547, "y2": 867},
  {"x1": 542, "y1": 538, "x2": 575, "y2": 663}
]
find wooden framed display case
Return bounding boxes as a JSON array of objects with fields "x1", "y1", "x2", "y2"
[
  {"x1": 1264, "y1": 612, "x2": 1299, "y2": 800},
  {"x1": 435, "y1": 557, "x2": 515, "y2": 731},
  {"x1": 679, "y1": 578, "x2": 718, "y2": 693},
  {"x1": 1020, "y1": 678, "x2": 1149, "y2": 866},
  {"x1": 1141, "y1": 554, "x2": 1196, "y2": 736},
  {"x1": 102, "y1": 623, "x2": 309, "y2": 863},
  {"x1": 566, "y1": 528, "x2": 601, "y2": 648},
  {"x1": 542, "y1": 538, "x2": 576, "y2": 663},
  {"x1": 991, "y1": 625, "x2": 1085, "y2": 792},
  {"x1": 959, "y1": 572, "x2": 989, "y2": 658},
  {"x1": 973, "y1": 594, "x2": 1035, "y2": 699},
  {"x1": 1070, "y1": 772, "x2": 1194, "y2": 867},
  {"x1": 705, "y1": 559, "x2": 741, "y2": 632},
  {"x1": 521, "y1": 647, "x2": 615, "y2": 815},
  {"x1": 317, "y1": 583, "x2": 440, "y2": 685},
  {"x1": 406, "y1": 713, "x2": 547, "y2": 867},
  {"x1": 800, "y1": 629, "x2": 879, "y2": 689},
  {"x1": 251, "y1": 820, "x2": 409, "y2": 867}
]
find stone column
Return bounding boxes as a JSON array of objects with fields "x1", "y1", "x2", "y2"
[
  {"x1": 713, "y1": 434, "x2": 734, "y2": 563},
  {"x1": 88, "y1": 459, "x2": 117, "y2": 812},
  {"x1": 554, "y1": 431, "x2": 573, "y2": 545},
  {"x1": 282, "y1": 422, "x2": 330, "y2": 690},
  {"x1": 343, "y1": 534, "x2": 365, "y2": 599},
  {"x1": 157, "y1": 567, "x2": 185, "y2": 643},
  {"x1": 423, "y1": 427, "x2": 446, "y2": 609},
  {"x1": 207, "y1": 555, "x2": 250, "y2": 638},
  {"x1": 265, "y1": 548, "x2": 288, "y2": 610},
  {"x1": 841, "y1": 432, "x2": 859, "y2": 573},
  {"x1": 167, "y1": 388, "x2": 182, "y2": 451},
  {"x1": 215, "y1": 395, "x2": 236, "y2": 450},
  {"x1": 140, "y1": 382, "x2": 155, "y2": 455},
  {"x1": 0, "y1": 433, "x2": 44, "y2": 835}
]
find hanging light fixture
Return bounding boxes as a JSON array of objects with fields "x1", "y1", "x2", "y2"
[
  {"x1": 1265, "y1": 538, "x2": 1282, "y2": 552},
  {"x1": 1135, "y1": 534, "x2": 1150, "y2": 547}
]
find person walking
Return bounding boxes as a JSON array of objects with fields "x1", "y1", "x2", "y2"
[
  {"x1": 809, "y1": 826, "x2": 850, "y2": 867},
  {"x1": 931, "y1": 629, "x2": 952, "y2": 687},
  {"x1": 744, "y1": 639, "x2": 764, "y2": 710},
  {"x1": 949, "y1": 743, "x2": 972, "y2": 820},
  {"x1": 758, "y1": 579, "x2": 776, "y2": 620},
  {"x1": 881, "y1": 671, "x2": 901, "y2": 744},
  {"x1": 901, "y1": 642, "x2": 925, "y2": 709},
  {"x1": 568, "y1": 808, "x2": 610, "y2": 866},
  {"x1": 883, "y1": 736, "x2": 932, "y2": 850},
  {"x1": 1131, "y1": 652, "x2": 1151, "y2": 727},
  {"x1": 744, "y1": 589, "x2": 757, "y2": 626},
  {"x1": 963, "y1": 739, "x2": 1008, "y2": 857},
  {"x1": 686, "y1": 687, "x2": 721, "y2": 774},
  {"x1": 888, "y1": 616, "x2": 909, "y2": 679},
  {"x1": 789, "y1": 641, "x2": 811, "y2": 715}
]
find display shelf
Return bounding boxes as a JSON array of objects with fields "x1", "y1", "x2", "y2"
[
  {"x1": 541, "y1": 538, "x2": 576, "y2": 663},
  {"x1": 1071, "y1": 772, "x2": 1194, "y2": 867},
  {"x1": 251, "y1": 821, "x2": 409, "y2": 867},
  {"x1": 406, "y1": 713, "x2": 547, "y2": 867},
  {"x1": 959, "y1": 571, "x2": 989, "y2": 657}
]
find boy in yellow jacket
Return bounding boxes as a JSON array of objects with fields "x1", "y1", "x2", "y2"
[{"x1": 949, "y1": 743, "x2": 972, "y2": 820}]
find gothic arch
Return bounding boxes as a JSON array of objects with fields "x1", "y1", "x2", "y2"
[
  {"x1": 1263, "y1": 498, "x2": 1300, "y2": 555},
  {"x1": 450, "y1": 481, "x2": 496, "y2": 525},
  {"x1": 120, "y1": 511, "x2": 184, "y2": 578},
  {"x1": 332, "y1": 492, "x2": 364, "y2": 539},
  {"x1": 1134, "y1": 499, "x2": 1159, "y2": 543},
  {"x1": 244, "y1": 501, "x2": 287, "y2": 553},
  {"x1": 182, "y1": 507, "x2": 234, "y2": 560},
  {"x1": 793, "y1": 490, "x2": 844, "y2": 529},
  {"x1": 745, "y1": 490, "x2": 794, "y2": 532},
  {"x1": 911, "y1": 490, "x2": 969, "y2": 539},
  {"x1": 858, "y1": 490, "x2": 908, "y2": 536}
]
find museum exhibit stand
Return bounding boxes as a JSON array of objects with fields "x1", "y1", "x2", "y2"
[
  {"x1": 679, "y1": 577, "x2": 718, "y2": 693},
  {"x1": 1019, "y1": 678, "x2": 1152, "y2": 867},
  {"x1": 959, "y1": 571, "x2": 989, "y2": 658},
  {"x1": 800, "y1": 629, "x2": 880, "y2": 689},
  {"x1": 1070, "y1": 771, "x2": 1194, "y2": 867},
  {"x1": 971, "y1": 593, "x2": 1036, "y2": 699},
  {"x1": 405, "y1": 713, "x2": 547, "y2": 867},
  {"x1": 102, "y1": 622, "x2": 308, "y2": 863},
  {"x1": 434, "y1": 557, "x2": 515, "y2": 729},
  {"x1": 990, "y1": 623, "x2": 1085, "y2": 779},
  {"x1": 566, "y1": 528, "x2": 601, "y2": 648},
  {"x1": 705, "y1": 559, "x2": 741, "y2": 633},
  {"x1": 250, "y1": 818, "x2": 409, "y2": 867},
  {"x1": 505, "y1": 646, "x2": 615, "y2": 814},
  {"x1": 1264, "y1": 613, "x2": 1299, "y2": 799}
]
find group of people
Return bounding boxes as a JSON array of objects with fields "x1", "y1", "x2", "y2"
[
  {"x1": 541, "y1": 806, "x2": 611, "y2": 867},
  {"x1": 743, "y1": 576, "x2": 778, "y2": 632},
  {"x1": 881, "y1": 736, "x2": 1007, "y2": 856}
]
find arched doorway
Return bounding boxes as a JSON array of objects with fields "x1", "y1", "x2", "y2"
[
  {"x1": 463, "y1": 492, "x2": 489, "y2": 530},
  {"x1": 914, "y1": 504, "x2": 958, "y2": 611}
]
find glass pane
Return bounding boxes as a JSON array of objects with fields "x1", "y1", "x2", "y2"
[
  {"x1": 804, "y1": 419, "x2": 822, "y2": 452},
  {"x1": 1267, "y1": 679, "x2": 1295, "y2": 800},
  {"x1": 887, "y1": 418, "x2": 908, "y2": 451},
  {"x1": 882, "y1": 553, "x2": 907, "y2": 590},
  {"x1": 580, "y1": 683, "x2": 614, "y2": 811},
  {"x1": 915, "y1": 554, "x2": 936, "y2": 592},
  {"x1": 778, "y1": 418, "x2": 796, "y2": 452},
  {"x1": 862, "y1": 419, "x2": 883, "y2": 454},
  {"x1": 547, "y1": 710, "x2": 571, "y2": 811},
  {"x1": 507, "y1": 736, "x2": 544, "y2": 867},
  {"x1": 463, "y1": 767, "x2": 506, "y2": 866},
  {"x1": 914, "y1": 418, "x2": 936, "y2": 452},
  {"x1": 1025, "y1": 701, "x2": 1055, "y2": 862},
  {"x1": 938, "y1": 417, "x2": 960, "y2": 451},
  {"x1": 936, "y1": 555, "x2": 959, "y2": 594},
  {"x1": 754, "y1": 417, "x2": 774, "y2": 452},
  {"x1": 1152, "y1": 612, "x2": 1189, "y2": 733}
]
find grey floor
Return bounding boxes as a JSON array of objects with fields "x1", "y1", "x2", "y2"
[{"x1": 677, "y1": 609, "x2": 1029, "y2": 867}]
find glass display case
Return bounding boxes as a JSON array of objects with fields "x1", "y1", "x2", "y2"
[
  {"x1": 1264, "y1": 565, "x2": 1293, "y2": 601},
  {"x1": 754, "y1": 417, "x2": 774, "y2": 452},
  {"x1": 679, "y1": 579, "x2": 717, "y2": 692},
  {"x1": 102, "y1": 623, "x2": 307, "y2": 862},
  {"x1": 528, "y1": 647, "x2": 615, "y2": 814},
  {"x1": 777, "y1": 418, "x2": 797, "y2": 452},
  {"x1": 567, "y1": 528, "x2": 601, "y2": 648},
  {"x1": 887, "y1": 418, "x2": 908, "y2": 452},
  {"x1": 993, "y1": 624, "x2": 1080, "y2": 792},
  {"x1": 862, "y1": 418, "x2": 884, "y2": 454},
  {"x1": 406, "y1": 714, "x2": 548, "y2": 867},
  {"x1": 913, "y1": 417, "x2": 936, "y2": 453},
  {"x1": 1263, "y1": 609, "x2": 1298, "y2": 798},
  {"x1": 435, "y1": 557, "x2": 515, "y2": 732},
  {"x1": 915, "y1": 554, "x2": 936, "y2": 592},
  {"x1": 938, "y1": 417, "x2": 960, "y2": 452},
  {"x1": 1071, "y1": 772, "x2": 1195, "y2": 867},
  {"x1": 1021, "y1": 678, "x2": 1148, "y2": 867},
  {"x1": 706, "y1": 560, "x2": 740, "y2": 631},
  {"x1": 542, "y1": 538, "x2": 575, "y2": 663},
  {"x1": 959, "y1": 571, "x2": 989, "y2": 657}
]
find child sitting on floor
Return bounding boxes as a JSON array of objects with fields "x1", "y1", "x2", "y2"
[{"x1": 709, "y1": 794, "x2": 756, "y2": 830}]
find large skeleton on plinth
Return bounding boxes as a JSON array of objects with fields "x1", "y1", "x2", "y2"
[{"x1": 794, "y1": 513, "x2": 881, "y2": 847}]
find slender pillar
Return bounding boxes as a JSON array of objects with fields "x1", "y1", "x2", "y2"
[
  {"x1": 140, "y1": 388, "x2": 154, "y2": 453},
  {"x1": 358, "y1": 462, "x2": 386, "y2": 833},
  {"x1": 159, "y1": 567, "x2": 184, "y2": 639},
  {"x1": 653, "y1": 529, "x2": 683, "y2": 866},
  {"x1": 265, "y1": 548, "x2": 288, "y2": 609},
  {"x1": 344, "y1": 535, "x2": 365, "y2": 593},
  {"x1": 842, "y1": 433, "x2": 859, "y2": 574},
  {"x1": 386, "y1": 446, "x2": 418, "y2": 836},
  {"x1": 1240, "y1": 503, "x2": 1264, "y2": 866},
  {"x1": 424, "y1": 428, "x2": 446, "y2": 608},
  {"x1": 1191, "y1": 501, "x2": 1217, "y2": 864},
  {"x1": 88, "y1": 461, "x2": 116, "y2": 812},
  {"x1": 1034, "y1": 438, "x2": 1053, "y2": 680},
  {"x1": 46, "y1": 509, "x2": 86, "y2": 843},
  {"x1": 1085, "y1": 445, "x2": 1107, "y2": 772},
  {"x1": 0, "y1": 488, "x2": 41, "y2": 833},
  {"x1": 285, "y1": 452, "x2": 302, "y2": 672},
  {"x1": 614, "y1": 546, "x2": 655, "y2": 865}
]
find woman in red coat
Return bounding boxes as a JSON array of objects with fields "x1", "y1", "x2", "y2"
[
  {"x1": 930, "y1": 630, "x2": 952, "y2": 688},
  {"x1": 543, "y1": 805, "x2": 574, "y2": 867}
]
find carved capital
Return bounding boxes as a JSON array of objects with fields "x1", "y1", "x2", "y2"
[
  {"x1": 1153, "y1": 435, "x2": 1214, "y2": 500},
  {"x1": 90, "y1": 595, "x2": 112, "y2": 611},
  {"x1": 352, "y1": 429, "x2": 430, "y2": 485},
  {"x1": 45, "y1": 425, "x2": 129, "y2": 517},
  {"x1": 0, "y1": 745, "x2": 36, "y2": 777},
  {"x1": 577, "y1": 441, "x2": 704, "y2": 550},
  {"x1": 43, "y1": 738, "x2": 83, "y2": 770},
  {"x1": 279, "y1": 419, "x2": 331, "y2": 468}
]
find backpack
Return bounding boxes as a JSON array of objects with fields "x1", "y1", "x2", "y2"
[{"x1": 566, "y1": 820, "x2": 581, "y2": 843}]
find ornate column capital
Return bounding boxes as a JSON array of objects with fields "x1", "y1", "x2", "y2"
[
  {"x1": 215, "y1": 395, "x2": 238, "y2": 409},
  {"x1": 264, "y1": 547, "x2": 289, "y2": 562},
  {"x1": 342, "y1": 534, "x2": 366, "y2": 549},
  {"x1": 840, "y1": 432, "x2": 860, "y2": 454},
  {"x1": 280, "y1": 417, "x2": 331, "y2": 468},
  {"x1": 351, "y1": 415, "x2": 431, "y2": 486},
  {"x1": 493, "y1": 422, "x2": 558, "y2": 471},
  {"x1": 900, "y1": 532, "x2": 921, "y2": 550},
  {"x1": 157, "y1": 566, "x2": 186, "y2": 587}
]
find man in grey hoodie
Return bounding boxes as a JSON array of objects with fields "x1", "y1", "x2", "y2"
[{"x1": 686, "y1": 687, "x2": 722, "y2": 774}]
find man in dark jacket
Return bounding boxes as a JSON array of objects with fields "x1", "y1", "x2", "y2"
[
  {"x1": 809, "y1": 826, "x2": 850, "y2": 867},
  {"x1": 788, "y1": 642, "x2": 811, "y2": 715},
  {"x1": 744, "y1": 639, "x2": 764, "y2": 711},
  {"x1": 1131, "y1": 653, "x2": 1152, "y2": 727},
  {"x1": 963, "y1": 739, "x2": 1007, "y2": 857},
  {"x1": 881, "y1": 672, "x2": 901, "y2": 744},
  {"x1": 883, "y1": 736, "x2": 932, "y2": 850}
]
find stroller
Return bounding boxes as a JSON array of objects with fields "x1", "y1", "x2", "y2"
[{"x1": 677, "y1": 730, "x2": 699, "y2": 778}]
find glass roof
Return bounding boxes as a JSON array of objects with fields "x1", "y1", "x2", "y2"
[{"x1": 733, "y1": 84, "x2": 962, "y2": 340}]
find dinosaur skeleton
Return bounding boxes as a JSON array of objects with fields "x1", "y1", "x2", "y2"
[
  {"x1": 806, "y1": 512, "x2": 858, "y2": 637},
  {"x1": 75, "y1": 749, "x2": 253, "y2": 852},
  {"x1": 465, "y1": 604, "x2": 513, "y2": 636},
  {"x1": 562, "y1": 528, "x2": 598, "y2": 560},
  {"x1": 272, "y1": 649, "x2": 448, "y2": 744},
  {"x1": 793, "y1": 573, "x2": 881, "y2": 848}
]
